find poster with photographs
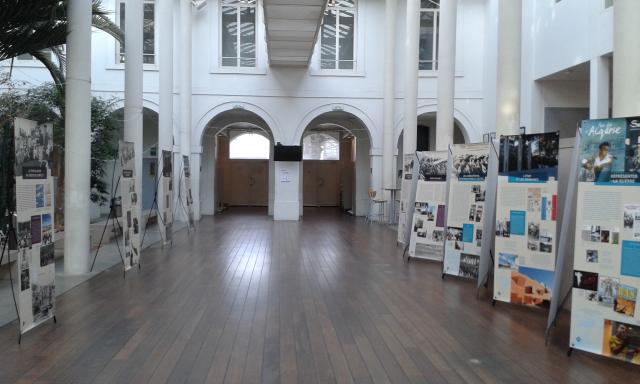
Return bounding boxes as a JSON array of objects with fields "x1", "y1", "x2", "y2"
[
  {"x1": 398, "y1": 154, "x2": 416, "y2": 244},
  {"x1": 493, "y1": 133, "x2": 559, "y2": 307},
  {"x1": 119, "y1": 141, "x2": 141, "y2": 271},
  {"x1": 442, "y1": 144, "x2": 489, "y2": 279},
  {"x1": 182, "y1": 155, "x2": 194, "y2": 227},
  {"x1": 569, "y1": 117, "x2": 640, "y2": 364},
  {"x1": 161, "y1": 150, "x2": 173, "y2": 244},
  {"x1": 13, "y1": 118, "x2": 55, "y2": 334},
  {"x1": 408, "y1": 151, "x2": 448, "y2": 261}
]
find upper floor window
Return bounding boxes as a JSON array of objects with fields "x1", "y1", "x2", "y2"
[
  {"x1": 604, "y1": 0, "x2": 613, "y2": 8},
  {"x1": 303, "y1": 133, "x2": 340, "y2": 160},
  {"x1": 419, "y1": 0, "x2": 439, "y2": 71},
  {"x1": 229, "y1": 132, "x2": 270, "y2": 159},
  {"x1": 320, "y1": 0, "x2": 356, "y2": 70},
  {"x1": 220, "y1": 0, "x2": 257, "y2": 68},
  {"x1": 118, "y1": 0, "x2": 156, "y2": 65}
]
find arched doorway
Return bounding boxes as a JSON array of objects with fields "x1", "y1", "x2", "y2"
[
  {"x1": 199, "y1": 109, "x2": 275, "y2": 215},
  {"x1": 299, "y1": 111, "x2": 372, "y2": 216},
  {"x1": 395, "y1": 113, "x2": 468, "y2": 187}
]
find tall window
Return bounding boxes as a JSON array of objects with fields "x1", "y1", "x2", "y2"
[
  {"x1": 229, "y1": 133, "x2": 270, "y2": 159},
  {"x1": 320, "y1": 0, "x2": 356, "y2": 70},
  {"x1": 604, "y1": 0, "x2": 614, "y2": 8},
  {"x1": 419, "y1": 0, "x2": 439, "y2": 71},
  {"x1": 303, "y1": 133, "x2": 340, "y2": 160},
  {"x1": 118, "y1": 0, "x2": 156, "y2": 64},
  {"x1": 220, "y1": 0, "x2": 257, "y2": 68}
]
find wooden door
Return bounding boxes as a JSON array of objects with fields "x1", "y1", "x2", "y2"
[
  {"x1": 248, "y1": 160, "x2": 268, "y2": 206},
  {"x1": 303, "y1": 161, "x2": 318, "y2": 206},
  {"x1": 228, "y1": 161, "x2": 250, "y2": 206},
  {"x1": 316, "y1": 161, "x2": 340, "y2": 206}
]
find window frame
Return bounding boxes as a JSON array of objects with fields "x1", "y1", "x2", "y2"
[
  {"x1": 210, "y1": 0, "x2": 267, "y2": 74},
  {"x1": 419, "y1": 2, "x2": 440, "y2": 73},
  {"x1": 311, "y1": 0, "x2": 363, "y2": 77},
  {"x1": 219, "y1": 0, "x2": 258, "y2": 69},
  {"x1": 113, "y1": 0, "x2": 158, "y2": 70}
]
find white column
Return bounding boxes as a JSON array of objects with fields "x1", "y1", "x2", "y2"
[
  {"x1": 383, "y1": 0, "x2": 397, "y2": 190},
  {"x1": 158, "y1": 0, "x2": 174, "y2": 236},
  {"x1": 402, "y1": 0, "x2": 420, "y2": 155},
  {"x1": 64, "y1": 0, "x2": 92, "y2": 275},
  {"x1": 435, "y1": 0, "x2": 457, "y2": 150},
  {"x1": 590, "y1": 56, "x2": 610, "y2": 120},
  {"x1": 274, "y1": 161, "x2": 300, "y2": 221},
  {"x1": 124, "y1": 0, "x2": 144, "y2": 234},
  {"x1": 612, "y1": 0, "x2": 640, "y2": 118},
  {"x1": 179, "y1": 0, "x2": 193, "y2": 222},
  {"x1": 354, "y1": 138, "x2": 370, "y2": 217},
  {"x1": 495, "y1": 0, "x2": 522, "y2": 136},
  {"x1": 191, "y1": 150, "x2": 201, "y2": 220}
]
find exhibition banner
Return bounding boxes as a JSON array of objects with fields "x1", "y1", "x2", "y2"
[
  {"x1": 569, "y1": 117, "x2": 640, "y2": 364},
  {"x1": 408, "y1": 151, "x2": 448, "y2": 261},
  {"x1": 161, "y1": 150, "x2": 173, "y2": 244},
  {"x1": 119, "y1": 141, "x2": 141, "y2": 270},
  {"x1": 398, "y1": 153, "x2": 416, "y2": 244},
  {"x1": 182, "y1": 155, "x2": 194, "y2": 226},
  {"x1": 13, "y1": 117, "x2": 55, "y2": 334},
  {"x1": 493, "y1": 133, "x2": 559, "y2": 307},
  {"x1": 442, "y1": 143, "x2": 489, "y2": 279}
]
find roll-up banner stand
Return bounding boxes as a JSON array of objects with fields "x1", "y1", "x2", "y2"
[
  {"x1": 12, "y1": 117, "x2": 56, "y2": 336},
  {"x1": 561, "y1": 117, "x2": 640, "y2": 365},
  {"x1": 493, "y1": 133, "x2": 560, "y2": 308},
  {"x1": 407, "y1": 151, "x2": 448, "y2": 262},
  {"x1": 398, "y1": 153, "x2": 418, "y2": 245},
  {"x1": 477, "y1": 140, "x2": 499, "y2": 292},
  {"x1": 442, "y1": 143, "x2": 492, "y2": 281},
  {"x1": 119, "y1": 140, "x2": 142, "y2": 271},
  {"x1": 160, "y1": 150, "x2": 174, "y2": 245}
]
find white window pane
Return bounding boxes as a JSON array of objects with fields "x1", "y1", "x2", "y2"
[
  {"x1": 421, "y1": 0, "x2": 439, "y2": 8},
  {"x1": 303, "y1": 133, "x2": 340, "y2": 161},
  {"x1": 229, "y1": 133, "x2": 270, "y2": 159},
  {"x1": 143, "y1": 3, "x2": 155, "y2": 64},
  {"x1": 338, "y1": 9, "x2": 354, "y2": 65},
  {"x1": 321, "y1": 10, "x2": 337, "y2": 65},
  {"x1": 240, "y1": 6, "x2": 256, "y2": 66},
  {"x1": 222, "y1": 0, "x2": 256, "y2": 4},
  {"x1": 221, "y1": 6, "x2": 238, "y2": 66},
  {"x1": 119, "y1": 2, "x2": 126, "y2": 62}
]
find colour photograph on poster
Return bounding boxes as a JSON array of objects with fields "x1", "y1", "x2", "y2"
[
  {"x1": 443, "y1": 143, "x2": 489, "y2": 279},
  {"x1": 570, "y1": 117, "x2": 640, "y2": 365},
  {"x1": 13, "y1": 118, "x2": 56, "y2": 334},
  {"x1": 119, "y1": 141, "x2": 141, "y2": 270},
  {"x1": 409, "y1": 151, "x2": 448, "y2": 261},
  {"x1": 494, "y1": 133, "x2": 559, "y2": 307}
]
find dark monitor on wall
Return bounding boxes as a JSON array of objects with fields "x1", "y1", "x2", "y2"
[{"x1": 274, "y1": 144, "x2": 302, "y2": 162}]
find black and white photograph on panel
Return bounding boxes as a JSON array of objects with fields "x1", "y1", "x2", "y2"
[
  {"x1": 417, "y1": 152, "x2": 448, "y2": 181},
  {"x1": 40, "y1": 243, "x2": 54, "y2": 267},
  {"x1": 452, "y1": 153, "x2": 488, "y2": 179},
  {"x1": 119, "y1": 140, "x2": 135, "y2": 178},
  {"x1": 17, "y1": 220, "x2": 31, "y2": 249},
  {"x1": 162, "y1": 150, "x2": 172, "y2": 177},
  {"x1": 459, "y1": 253, "x2": 480, "y2": 279},
  {"x1": 31, "y1": 283, "x2": 55, "y2": 322},
  {"x1": 14, "y1": 119, "x2": 52, "y2": 179}
]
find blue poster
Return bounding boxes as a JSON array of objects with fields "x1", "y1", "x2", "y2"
[
  {"x1": 510, "y1": 210, "x2": 526, "y2": 236},
  {"x1": 621, "y1": 240, "x2": 640, "y2": 278},
  {"x1": 462, "y1": 223, "x2": 474, "y2": 243}
]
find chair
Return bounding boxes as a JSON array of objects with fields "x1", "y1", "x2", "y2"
[{"x1": 365, "y1": 189, "x2": 387, "y2": 223}]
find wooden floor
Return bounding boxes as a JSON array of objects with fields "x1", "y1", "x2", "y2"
[{"x1": 0, "y1": 208, "x2": 638, "y2": 383}]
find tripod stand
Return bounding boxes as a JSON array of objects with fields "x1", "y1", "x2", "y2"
[
  {"x1": 174, "y1": 159, "x2": 193, "y2": 234},
  {"x1": 90, "y1": 159, "x2": 127, "y2": 278},
  {"x1": 140, "y1": 158, "x2": 173, "y2": 249}
]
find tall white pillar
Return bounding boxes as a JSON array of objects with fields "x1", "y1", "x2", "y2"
[
  {"x1": 158, "y1": 0, "x2": 174, "y2": 235},
  {"x1": 191, "y1": 151, "x2": 201, "y2": 220},
  {"x1": 435, "y1": 0, "x2": 457, "y2": 150},
  {"x1": 383, "y1": 0, "x2": 397, "y2": 189},
  {"x1": 612, "y1": 0, "x2": 640, "y2": 118},
  {"x1": 64, "y1": 0, "x2": 92, "y2": 275},
  {"x1": 179, "y1": 0, "x2": 193, "y2": 222},
  {"x1": 402, "y1": 0, "x2": 420, "y2": 155},
  {"x1": 590, "y1": 56, "x2": 610, "y2": 120},
  {"x1": 495, "y1": 0, "x2": 521, "y2": 136},
  {"x1": 124, "y1": 0, "x2": 144, "y2": 233}
]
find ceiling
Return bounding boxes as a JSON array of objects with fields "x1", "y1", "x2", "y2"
[{"x1": 263, "y1": 0, "x2": 327, "y2": 67}]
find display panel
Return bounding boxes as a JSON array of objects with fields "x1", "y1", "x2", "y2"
[
  {"x1": 570, "y1": 117, "x2": 640, "y2": 364},
  {"x1": 408, "y1": 151, "x2": 448, "y2": 261},
  {"x1": 13, "y1": 117, "x2": 55, "y2": 333},
  {"x1": 161, "y1": 150, "x2": 173, "y2": 243},
  {"x1": 182, "y1": 155, "x2": 194, "y2": 226},
  {"x1": 493, "y1": 133, "x2": 559, "y2": 307},
  {"x1": 398, "y1": 154, "x2": 415, "y2": 244},
  {"x1": 119, "y1": 141, "x2": 141, "y2": 270},
  {"x1": 443, "y1": 143, "x2": 489, "y2": 279}
]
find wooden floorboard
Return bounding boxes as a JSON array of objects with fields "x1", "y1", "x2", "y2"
[{"x1": 1, "y1": 207, "x2": 639, "y2": 383}]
